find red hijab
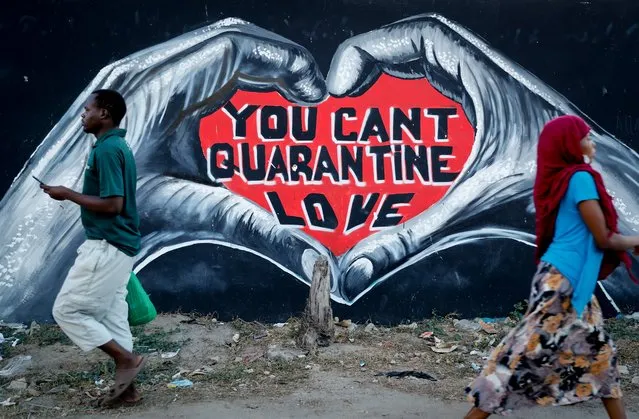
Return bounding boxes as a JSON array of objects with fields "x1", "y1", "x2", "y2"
[{"x1": 533, "y1": 115, "x2": 636, "y2": 282}]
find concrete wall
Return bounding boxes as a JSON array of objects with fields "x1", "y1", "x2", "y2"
[{"x1": 2, "y1": 0, "x2": 639, "y2": 323}]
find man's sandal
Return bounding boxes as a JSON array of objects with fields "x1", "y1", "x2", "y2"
[{"x1": 98, "y1": 357, "x2": 147, "y2": 407}]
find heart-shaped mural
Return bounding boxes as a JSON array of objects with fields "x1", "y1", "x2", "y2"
[{"x1": 199, "y1": 74, "x2": 475, "y2": 255}]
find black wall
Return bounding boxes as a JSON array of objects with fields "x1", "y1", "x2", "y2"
[
  {"x1": 2, "y1": 0, "x2": 639, "y2": 323},
  {"x1": 2, "y1": 0, "x2": 639, "y2": 198}
]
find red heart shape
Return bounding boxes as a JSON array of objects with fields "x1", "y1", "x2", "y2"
[{"x1": 199, "y1": 75, "x2": 475, "y2": 255}]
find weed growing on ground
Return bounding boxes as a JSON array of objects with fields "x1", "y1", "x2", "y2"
[
  {"x1": 416, "y1": 310, "x2": 455, "y2": 338},
  {"x1": 230, "y1": 318, "x2": 267, "y2": 339},
  {"x1": 25, "y1": 324, "x2": 72, "y2": 346},
  {"x1": 1, "y1": 324, "x2": 71, "y2": 359},
  {"x1": 1, "y1": 323, "x2": 71, "y2": 348},
  {"x1": 508, "y1": 300, "x2": 528, "y2": 321},
  {"x1": 606, "y1": 317, "x2": 639, "y2": 341},
  {"x1": 131, "y1": 326, "x2": 187, "y2": 353},
  {"x1": 0, "y1": 326, "x2": 18, "y2": 358}
]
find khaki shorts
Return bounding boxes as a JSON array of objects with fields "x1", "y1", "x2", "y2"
[{"x1": 52, "y1": 239, "x2": 134, "y2": 352}]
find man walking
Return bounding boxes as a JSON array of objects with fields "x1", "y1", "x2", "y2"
[{"x1": 41, "y1": 89, "x2": 145, "y2": 405}]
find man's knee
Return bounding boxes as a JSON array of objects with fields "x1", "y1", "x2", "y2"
[
  {"x1": 52, "y1": 303, "x2": 62, "y2": 324},
  {"x1": 52, "y1": 297, "x2": 69, "y2": 325}
]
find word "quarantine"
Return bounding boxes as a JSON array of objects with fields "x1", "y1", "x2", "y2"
[{"x1": 207, "y1": 103, "x2": 462, "y2": 186}]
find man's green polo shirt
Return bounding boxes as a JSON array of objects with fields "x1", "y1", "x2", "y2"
[{"x1": 81, "y1": 128, "x2": 141, "y2": 256}]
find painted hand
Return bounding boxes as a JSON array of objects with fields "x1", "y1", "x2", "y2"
[
  {"x1": 325, "y1": 14, "x2": 639, "y2": 302},
  {"x1": 0, "y1": 18, "x2": 333, "y2": 319}
]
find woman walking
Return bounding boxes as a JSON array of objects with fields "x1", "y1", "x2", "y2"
[{"x1": 464, "y1": 115, "x2": 639, "y2": 419}]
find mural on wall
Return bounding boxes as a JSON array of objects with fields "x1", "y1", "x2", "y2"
[{"x1": 1, "y1": 14, "x2": 639, "y2": 322}]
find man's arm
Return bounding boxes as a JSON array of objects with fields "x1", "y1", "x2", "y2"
[
  {"x1": 40, "y1": 184, "x2": 123, "y2": 215},
  {"x1": 41, "y1": 143, "x2": 126, "y2": 215}
]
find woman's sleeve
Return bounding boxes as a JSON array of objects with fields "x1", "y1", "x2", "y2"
[{"x1": 569, "y1": 171, "x2": 600, "y2": 205}]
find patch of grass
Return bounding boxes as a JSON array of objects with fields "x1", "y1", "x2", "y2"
[
  {"x1": 24, "y1": 324, "x2": 72, "y2": 346},
  {"x1": 508, "y1": 300, "x2": 529, "y2": 321},
  {"x1": 63, "y1": 364, "x2": 114, "y2": 387},
  {"x1": 132, "y1": 326, "x2": 187, "y2": 353},
  {"x1": 260, "y1": 359, "x2": 310, "y2": 385},
  {"x1": 135, "y1": 360, "x2": 174, "y2": 385},
  {"x1": 0, "y1": 330, "x2": 18, "y2": 359},
  {"x1": 34, "y1": 357, "x2": 178, "y2": 392},
  {"x1": 345, "y1": 323, "x2": 377, "y2": 343},
  {"x1": 284, "y1": 318, "x2": 302, "y2": 341},
  {"x1": 1, "y1": 324, "x2": 71, "y2": 359},
  {"x1": 605, "y1": 317, "x2": 639, "y2": 341},
  {"x1": 417, "y1": 310, "x2": 450, "y2": 337},
  {"x1": 231, "y1": 318, "x2": 267, "y2": 337},
  {"x1": 1, "y1": 324, "x2": 185, "y2": 361},
  {"x1": 210, "y1": 363, "x2": 251, "y2": 383},
  {"x1": 30, "y1": 359, "x2": 117, "y2": 392}
]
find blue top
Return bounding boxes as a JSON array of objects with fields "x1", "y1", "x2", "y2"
[{"x1": 541, "y1": 171, "x2": 603, "y2": 317}]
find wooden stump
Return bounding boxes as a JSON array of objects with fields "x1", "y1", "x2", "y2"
[{"x1": 299, "y1": 256, "x2": 334, "y2": 349}]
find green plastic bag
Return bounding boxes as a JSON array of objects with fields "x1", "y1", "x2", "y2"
[{"x1": 126, "y1": 271, "x2": 157, "y2": 326}]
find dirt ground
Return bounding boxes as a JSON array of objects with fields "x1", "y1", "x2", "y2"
[{"x1": 2, "y1": 313, "x2": 639, "y2": 418}]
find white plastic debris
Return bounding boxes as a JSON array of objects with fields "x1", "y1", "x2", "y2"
[
  {"x1": 172, "y1": 369, "x2": 190, "y2": 380},
  {"x1": 160, "y1": 349, "x2": 180, "y2": 359},
  {"x1": 0, "y1": 355, "x2": 32, "y2": 377},
  {"x1": 189, "y1": 366, "x2": 214, "y2": 376},
  {"x1": 0, "y1": 322, "x2": 27, "y2": 331},
  {"x1": 431, "y1": 343, "x2": 458, "y2": 354},
  {"x1": 1, "y1": 398, "x2": 16, "y2": 407}
]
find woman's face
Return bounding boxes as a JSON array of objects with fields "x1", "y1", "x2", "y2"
[{"x1": 580, "y1": 133, "x2": 596, "y2": 161}]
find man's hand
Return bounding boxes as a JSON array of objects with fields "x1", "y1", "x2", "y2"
[
  {"x1": 40, "y1": 184, "x2": 71, "y2": 201},
  {"x1": 40, "y1": 184, "x2": 122, "y2": 214}
]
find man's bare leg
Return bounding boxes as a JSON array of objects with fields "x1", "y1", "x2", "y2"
[
  {"x1": 99, "y1": 339, "x2": 141, "y2": 370},
  {"x1": 97, "y1": 340, "x2": 145, "y2": 405},
  {"x1": 464, "y1": 407, "x2": 490, "y2": 419},
  {"x1": 602, "y1": 397, "x2": 627, "y2": 419}
]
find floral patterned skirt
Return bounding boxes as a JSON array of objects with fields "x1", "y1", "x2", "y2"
[{"x1": 465, "y1": 262, "x2": 622, "y2": 415}]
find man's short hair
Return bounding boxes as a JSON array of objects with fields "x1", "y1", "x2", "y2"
[{"x1": 92, "y1": 89, "x2": 127, "y2": 126}]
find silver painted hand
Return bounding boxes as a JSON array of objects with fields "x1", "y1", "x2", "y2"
[
  {"x1": 327, "y1": 14, "x2": 639, "y2": 303},
  {"x1": 0, "y1": 18, "x2": 335, "y2": 319}
]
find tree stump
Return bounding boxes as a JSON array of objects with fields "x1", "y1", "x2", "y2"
[{"x1": 299, "y1": 256, "x2": 334, "y2": 349}]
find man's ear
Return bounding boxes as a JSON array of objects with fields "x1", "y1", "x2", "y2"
[{"x1": 99, "y1": 108, "x2": 110, "y2": 121}]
